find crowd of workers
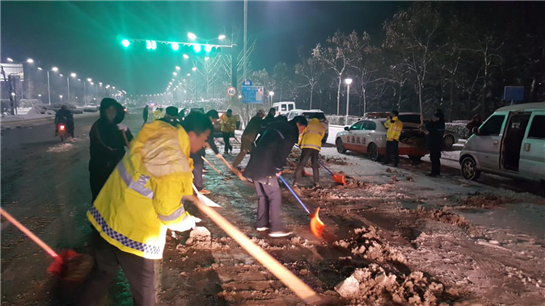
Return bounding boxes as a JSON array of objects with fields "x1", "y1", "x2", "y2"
[
  {"x1": 56, "y1": 96, "x2": 455, "y2": 305},
  {"x1": 76, "y1": 98, "x2": 327, "y2": 305}
]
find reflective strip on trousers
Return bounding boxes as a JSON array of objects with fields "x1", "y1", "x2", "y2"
[{"x1": 117, "y1": 162, "x2": 154, "y2": 199}]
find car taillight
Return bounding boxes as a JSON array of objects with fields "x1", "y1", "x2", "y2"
[{"x1": 59, "y1": 124, "x2": 65, "y2": 131}]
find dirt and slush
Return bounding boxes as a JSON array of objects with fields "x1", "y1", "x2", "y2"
[
  {"x1": 2, "y1": 140, "x2": 545, "y2": 306},
  {"x1": 155, "y1": 150, "x2": 545, "y2": 306}
]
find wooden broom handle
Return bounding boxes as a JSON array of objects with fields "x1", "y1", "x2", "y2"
[
  {"x1": 192, "y1": 200, "x2": 321, "y2": 304},
  {"x1": 0, "y1": 208, "x2": 59, "y2": 259}
]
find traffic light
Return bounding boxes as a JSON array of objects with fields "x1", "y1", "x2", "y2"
[
  {"x1": 146, "y1": 40, "x2": 157, "y2": 50},
  {"x1": 121, "y1": 39, "x2": 130, "y2": 48},
  {"x1": 204, "y1": 45, "x2": 213, "y2": 53},
  {"x1": 193, "y1": 44, "x2": 202, "y2": 53},
  {"x1": 171, "y1": 42, "x2": 179, "y2": 51}
]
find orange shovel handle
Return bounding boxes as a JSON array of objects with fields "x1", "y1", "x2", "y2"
[{"x1": 0, "y1": 208, "x2": 59, "y2": 259}]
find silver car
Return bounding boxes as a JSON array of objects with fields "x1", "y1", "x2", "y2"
[{"x1": 460, "y1": 102, "x2": 545, "y2": 186}]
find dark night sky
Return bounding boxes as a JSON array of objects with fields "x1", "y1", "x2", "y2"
[{"x1": 1, "y1": 1, "x2": 407, "y2": 95}]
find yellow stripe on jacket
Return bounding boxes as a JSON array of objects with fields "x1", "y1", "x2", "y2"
[
  {"x1": 300, "y1": 118, "x2": 325, "y2": 151},
  {"x1": 87, "y1": 120, "x2": 195, "y2": 259}
]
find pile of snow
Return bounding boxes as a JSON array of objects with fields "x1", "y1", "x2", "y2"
[
  {"x1": 334, "y1": 226, "x2": 406, "y2": 263},
  {"x1": 335, "y1": 263, "x2": 445, "y2": 305},
  {"x1": 47, "y1": 143, "x2": 74, "y2": 153}
]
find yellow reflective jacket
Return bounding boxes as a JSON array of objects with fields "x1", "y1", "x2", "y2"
[
  {"x1": 153, "y1": 109, "x2": 162, "y2": 120},
  {"x1": 220, "y1": 114, "x2": 238, "y2": 133},
  {"x1": 299, "y1": 118, "x2": 325, "y2": 151},
  {"x1": 384, "y1": 116, "x2": 403, "y2": 141},
  {"x1": 87, "y1": 120, "x2": 195, "y2": 259}
]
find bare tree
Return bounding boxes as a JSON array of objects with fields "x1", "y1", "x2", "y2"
[
  {"x1": 312, "y1": 30, "x2": 361, "y2": 115},
  {"x1": 295, "y1": 52, "x2": 324, "y2": 109},
  {"x1": 383, "y1": 2, "x2": 442, "y2": 114}
]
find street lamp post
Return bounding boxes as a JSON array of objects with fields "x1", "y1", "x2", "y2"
[
  {"x1": 344, "y1": 78, "x2": 353, "y2": 126},
  {"x1": 269, "y1": 91, "x2": 275, "y2": 108},
  {"x1": 60, "y1": 95, "x2": 63, "y2": 103}
]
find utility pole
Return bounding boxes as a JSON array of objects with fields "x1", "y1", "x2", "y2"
[
  {"x1": 243, "y1": 0, "x2": 249, "y2": 123},
  {"x1": 47, "y1": 71, "x2": 51, "y2": 105}
]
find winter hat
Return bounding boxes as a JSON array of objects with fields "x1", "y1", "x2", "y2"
[{"x1": 166, "y1": 106, "x2": 179, "y2": 117}]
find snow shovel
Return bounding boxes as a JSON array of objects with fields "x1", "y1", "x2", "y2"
[
  {"x1": 278, "y1": 175, "x2": 325, "y2": 238},
  {"x1": 192, "y1": 184, "x2": 221, "y2": 208},
  {"x1": 189, "y1": 194, "x2": 321, "y2": 304},
  {"x1": 201, "y1": 156, "x2": 222, "y2": 175},
  {"x1": 318, "y1": 160, "x2": 346, "y2": 185},
  {"x1": 215, "y1": 154, "x2": 247, "y2": 182},
  {"x1": 0, "y1": 208, "x2": 94, "y2": 282}
]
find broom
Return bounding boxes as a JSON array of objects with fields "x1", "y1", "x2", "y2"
[{"x1": 0, "y1": 208, "x2": 94, "y2": 282}]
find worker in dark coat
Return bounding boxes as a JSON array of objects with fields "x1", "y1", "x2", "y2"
[
  {"x1": 424, "y1": 111, "x2": 445, "y2": 177},
  {"x1": 244, "y1": 116, "x2": 308, "y2": 238},
  {"x1": 190, "y1": 109, "x2": 221, "y2": 195},
  {"x1": 232, "y1": 109, "x2": 265, "y2": 169},
  {"x1": 89, "y1": 98, "x2": 133, "y2": 201},
  {"x1": 143, "y1": 105, "x2": 149, "y2": 125}
]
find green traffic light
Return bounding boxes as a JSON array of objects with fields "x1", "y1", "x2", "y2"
[
  {"x1": 146, "y1": 40, "x2": 157, "y2": 50},
  {"x1": 204, "y1": 45, "x2": 212, "y2": 53},
  {"x1": 171, "y1": 42, "x2": 179, "y2": 51},
  {"x1": 193, "y1": 44, "x2": 202, "y2": 53},
  {"x1": 121, "y1": 39, "x2": 130, "y2": 48}
]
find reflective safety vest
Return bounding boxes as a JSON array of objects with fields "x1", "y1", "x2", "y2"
[
  {"x1": 87, "y1": 120, "x2": 195, "y2": 259},
  {"x1": 153, "y1": 109, "x2": 163, "y2": 120},
  {"x1": 300, "y1": 118, "x2": 325, "y2": 151},
  {"x1": 384, "y1": 116, "x2": 403, "y2": 141},
  {"x1": 220, "y1": 114, "x2": 238, "y2": 133}
]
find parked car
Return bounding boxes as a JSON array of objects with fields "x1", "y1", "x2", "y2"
[
  {"x1": 286, "y1": 109, "x2": 329, "y2": 143},
  {"x1": 335, "y1": 112, "x2": 428, "y2": 161},
  {"x1": 459, "y1": 102, "x2": 545, "y2": 187},
  {"x1": 272, "y1": 101, "x2": 295, "y2": 116}
]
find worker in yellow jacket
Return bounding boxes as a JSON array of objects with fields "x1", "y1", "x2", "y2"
[
  {"x1": 78, "y1": 110, "x2": 214, "y2": 306},
  {"x1": 153, "y1": 107, "x2": 163, "y2": 120},
  {"x1": 382, "y1": 110, "x2": 403, "y2": 167},
  {"x1": 294, "y1": 115, "x2": 325, "y2": 187},
  {"x1": 219, "y1": 109, "x2": 239, "y2": 154}
]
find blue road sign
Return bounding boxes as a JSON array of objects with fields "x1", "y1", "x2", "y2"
[
  {"x1": 504, "y1": 86, "x2": 524, "y2": 101},
  {"x1": 242, "y1": 79, "x2": 253, "y2": 86},
  {"x1": 241, "y1": 86, "x2": 264, "y2": 104}
]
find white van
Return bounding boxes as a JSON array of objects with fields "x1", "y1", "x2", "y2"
[
  {"x1": 459, "y1": 102, "x2": 545, "y2": 187},
  {"x1": 272, "y1": 101, "x2": 295, "y2": 116}
]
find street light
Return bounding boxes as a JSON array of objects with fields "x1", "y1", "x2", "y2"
[
  {"x1": 87, "y1": 78, "x2": 92, "y2": 82},
  {"x1": 60, "y1": 95, "x2": 63, "y2": 103},
  {"x1": 38, "y1": 67, "x2": 43, "y2": 71},
  {"x1": 175, "y1": 66, "x2": 181, "y2": 71},
  {"x1": 187, "y1": 32, "x2": 197, "y2": 40},
  {"x1": 52, "y1": 67, "x2": 58, "y2": 72},
  {"x1": 183, "y1": 54, "x2": 189, "y2": 59},
  {"x1": 269, "y1": 91, "x2": 275, "y2": 106},
  {"x1": 218, "y1": 34, "x2": 226, "y2": 40},
  {"x1": 192, "y1": 67, "x2": 197, "y2": 72},
  {"x1": 70, "y1": 73, "x2": 76, "y2": 78},
  {"x1": 26, "y1": 58, "x2": 34, "y2": 64},
  {"x1": 344, "y1": 78, "x2": 353, "y2": 125},
  {"x1": 7, "y1": 58, "x2": 13, "y2": 62},
  {"x1": 60, "y1": 74, "x2": 63, "y2": 77},
  {"x1": 173, "y1": 72, "x2": 177, "y2": 76}
]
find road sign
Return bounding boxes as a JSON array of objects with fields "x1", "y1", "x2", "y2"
[
  {"x1": 242, "y1": 79, "x2": 252, "y2": 86},
  {"x1": 227, "y1": 86, "x2": 237, "y2": 97},
  {"x1": 504, "y1": 86, "x2": 524, "y2": 101},
  {"x1": 241, "y1": 86, "x2": 264, "y2": 104}
]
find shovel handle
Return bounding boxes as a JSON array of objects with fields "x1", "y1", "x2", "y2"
[
  {"x1": 201, "y1": 156, "x2": 222, "y2": 175},
  {"x1": 278, "y1": 175, "x2": 310, "y2": 214},
  {"x1": 191, "y1": 197, "x2": 320, "y2": 304},
  {"x1": 0, "y1": 208, "x2": 59, "y2": 259},
  {"x1": 217, "y1": 155, "x2": 247, "y2": 182},
  {"x1": 122, "y1": 130, "x2": 131, "y2": 149},
  {"x1": 318, "y1": 160, "x2": 334, "y2": 175}
]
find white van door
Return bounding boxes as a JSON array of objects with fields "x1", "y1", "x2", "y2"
[
  {"x1": 473, "y1": 113, "x2": 507, "y2": 171},
  {"x1": 519, "y1": 113, "x2": 545, "y2": 181}
]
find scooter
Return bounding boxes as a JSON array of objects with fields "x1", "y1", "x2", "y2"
[{"x1": 56, "y1": 123, "x2": 67, "y2": 143}]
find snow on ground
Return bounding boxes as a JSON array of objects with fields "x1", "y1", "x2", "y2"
[{"x1": 46, "y1": 142, "x2": 75, "y2": 153}]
